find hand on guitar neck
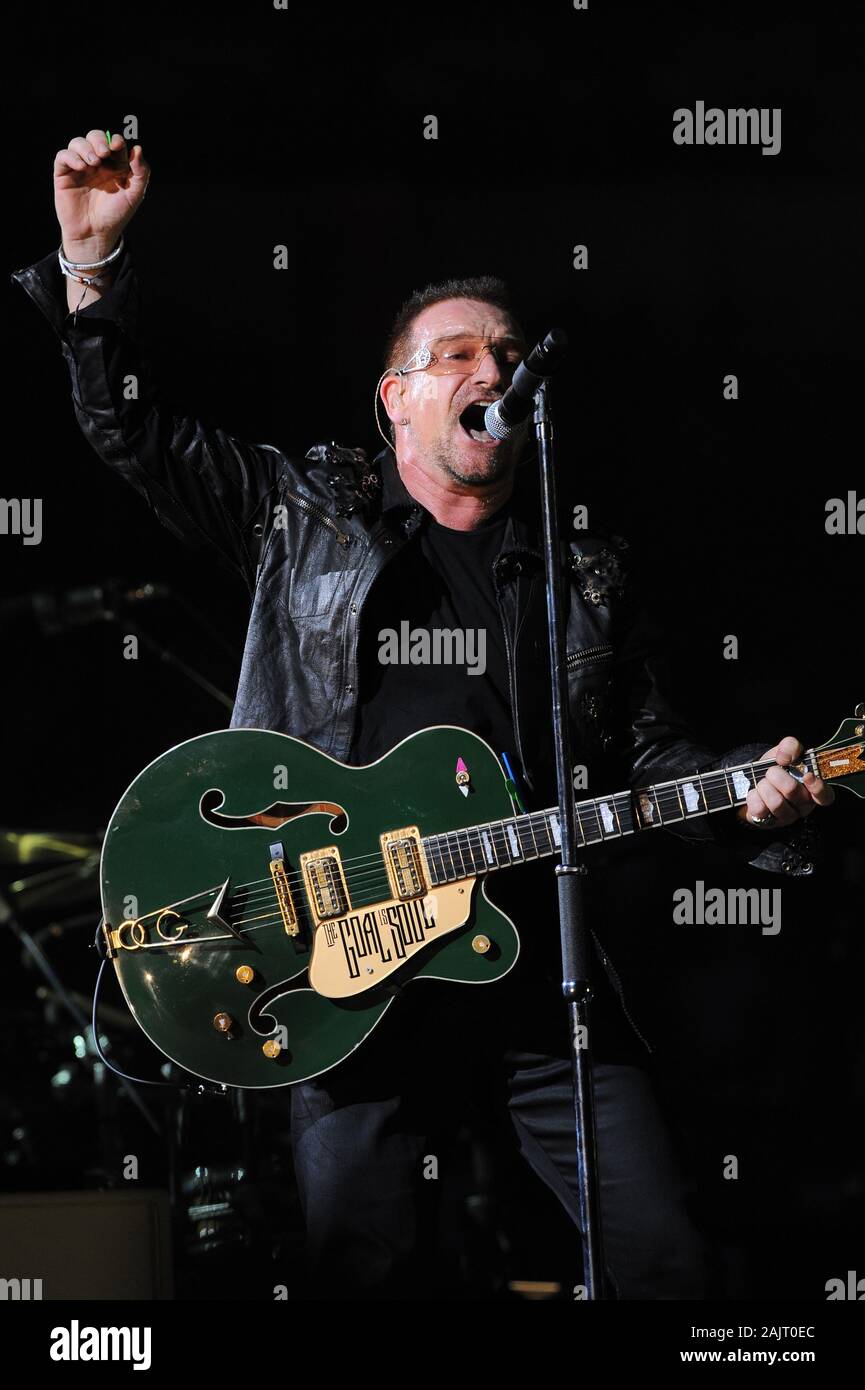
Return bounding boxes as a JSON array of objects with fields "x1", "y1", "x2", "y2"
[{"x1": 735, "y1": 735, "x2": 835, "y2": 828}]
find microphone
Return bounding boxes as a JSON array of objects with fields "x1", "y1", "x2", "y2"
[
  {"x1": 484, "y1": 328, "x2": 568, "y2": 441},
  {"x1": 0, "y1": 581, "x2": 170, "y2": 632}
]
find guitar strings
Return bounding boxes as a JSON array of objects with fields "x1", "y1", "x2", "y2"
[
  {"x1": 128, "y1": 756, "x2": 790, "y2": 934},
  {"x1": 224, "y1": 755, "x2": 781, "y2": 903},
  {"x1": 232, "y1": 755, "x2": 782, "y2": 905}
]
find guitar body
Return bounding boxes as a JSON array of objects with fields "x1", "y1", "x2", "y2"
[
  {"x1": 101, "y1": 702, "x2": 864, "y2": 1089},
  {"x1": 101, "y1": 726, "x2": 520, "y2": 1088}
]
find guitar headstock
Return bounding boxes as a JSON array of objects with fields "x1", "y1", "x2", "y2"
[{"x1": 810, "y1": 702, "x2": 865, "y2": 799}]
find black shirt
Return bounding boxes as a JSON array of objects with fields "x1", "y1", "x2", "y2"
[
  {"x1": 349, "y1": 501, "x2": 514, "y2": 768},
  {"x1": 348, "y1": 495, "x2": 646, "y2": 1066}
]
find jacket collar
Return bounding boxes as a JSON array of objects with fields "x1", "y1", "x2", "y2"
[{"x1": 375, "y1": 445, "x2": 418, "y2": 517}]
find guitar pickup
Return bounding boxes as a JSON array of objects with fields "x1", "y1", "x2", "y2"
[
  {"x1": 300, "y1": 846, "x2": 349, "y2": 925},
  {"x1": 269, "y1": 842, "x2": 299, "y2": 936},
  {"x1": 380, "y1": 827, "x2": 428, "y2": 901}
]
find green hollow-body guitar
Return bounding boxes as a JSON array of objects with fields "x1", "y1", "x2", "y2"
[{"x1": 100, "y1": 713, "x2": 865, "y2": 1089}]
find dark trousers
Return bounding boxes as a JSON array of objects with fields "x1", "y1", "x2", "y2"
[{"x1": 289, "y1": 975, "x2": 708, "y2": 1300}]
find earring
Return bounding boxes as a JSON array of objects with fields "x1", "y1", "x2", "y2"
[{"x1": 400, "y1": 418, "x2": 409, "y2": 426}]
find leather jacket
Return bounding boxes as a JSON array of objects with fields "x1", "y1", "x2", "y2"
[{"x1": 11, "y1": 245, "x2": 817, "y2": 1049}]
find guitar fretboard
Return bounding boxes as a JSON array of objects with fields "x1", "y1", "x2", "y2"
[{"x1": 420, "y1": 753, "x2": 815, "y2": 885}]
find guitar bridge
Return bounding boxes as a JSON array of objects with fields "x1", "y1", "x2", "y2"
[
  {"x1": 380, "y1": 827, "x2": 429, "y2": 901},
  {"x1": 269, "y1": 842, "x2": 299, "y2": 936}
]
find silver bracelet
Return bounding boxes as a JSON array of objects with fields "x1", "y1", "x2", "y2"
[
  {"x1": 59, "y1": 265, "x2": 109, "y2": 287},
  {"x1": 58, "y1": 235, "x2": 125, "y2": 272}
]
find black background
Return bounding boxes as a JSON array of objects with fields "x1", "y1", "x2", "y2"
[{"x1": 2, "y1": 0, "x2": 862, "y2": 1300}]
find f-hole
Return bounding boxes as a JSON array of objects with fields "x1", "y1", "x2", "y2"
[{"x1": 199, "y1": 788, "x2": 348, "y2": 834}]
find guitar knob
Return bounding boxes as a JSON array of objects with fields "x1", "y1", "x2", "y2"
[
  {"x1": 472, "y1": 935, "x2": 491, "y2": 954},
  {"x1": 213, "y1": 1012, "x2": 236, "y2": 1036},
  {"x1": 262, "y1": 1039, "x2": 281, "y2": 1059},
  {"x1": 235, "y1": 965, "x2": 255, "y2": 985}
]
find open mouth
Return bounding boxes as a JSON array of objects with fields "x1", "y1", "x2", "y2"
[{"x1": 458, "y1": 401, "x2": 497, "y2": 443}]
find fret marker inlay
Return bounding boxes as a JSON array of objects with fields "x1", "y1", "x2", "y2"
[
  {"x1": 419, "y1": 752, "x2": 802, "y2": 898},
  {"x1": 682, "y1": 782, "x2": 700, "y2": 812}
]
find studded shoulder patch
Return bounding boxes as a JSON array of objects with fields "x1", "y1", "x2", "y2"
[
  {"x1": 304, "y1": 442, "x2": 381, "y2": 516},
  {"x1": 569, "y1": 533, "x2": 629, "y2": 605}
]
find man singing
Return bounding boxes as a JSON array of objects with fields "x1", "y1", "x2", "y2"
[{"x1": 11, "y1": 131, "x2": 833, "y2": 1299}]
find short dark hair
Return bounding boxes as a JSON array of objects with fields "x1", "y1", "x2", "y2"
[{"x1": 383, "y1": 275, "x2": 522, "y2": 373}]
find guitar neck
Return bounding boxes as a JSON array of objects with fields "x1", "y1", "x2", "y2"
[{"x1": 420, "y1": 750, "x2": 820, "y2": 885}]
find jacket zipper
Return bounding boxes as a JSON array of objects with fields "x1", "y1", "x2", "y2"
[
  {"x1": 344, "y1": 524, "x2": 407, "y2": 752},
  {"x1": 566, "y1": 642, "x2": 613, "y2": 671},
  {"x1": 569, "y1": 641, "x2": 651, "y2": 1051},
  {"x1": 494, "y1": 557, "x2": 535, "y2": 795},
  {"x1": 284, "y1": 488, "x2": 353, "y2": 547},
  {"x1": 590, "y1": 930, "x2": 655, "y2": 1055}
]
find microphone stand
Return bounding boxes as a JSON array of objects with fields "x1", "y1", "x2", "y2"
[{"x1": 534, "y1": 379, "x2": 606, "y2": 1299}]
